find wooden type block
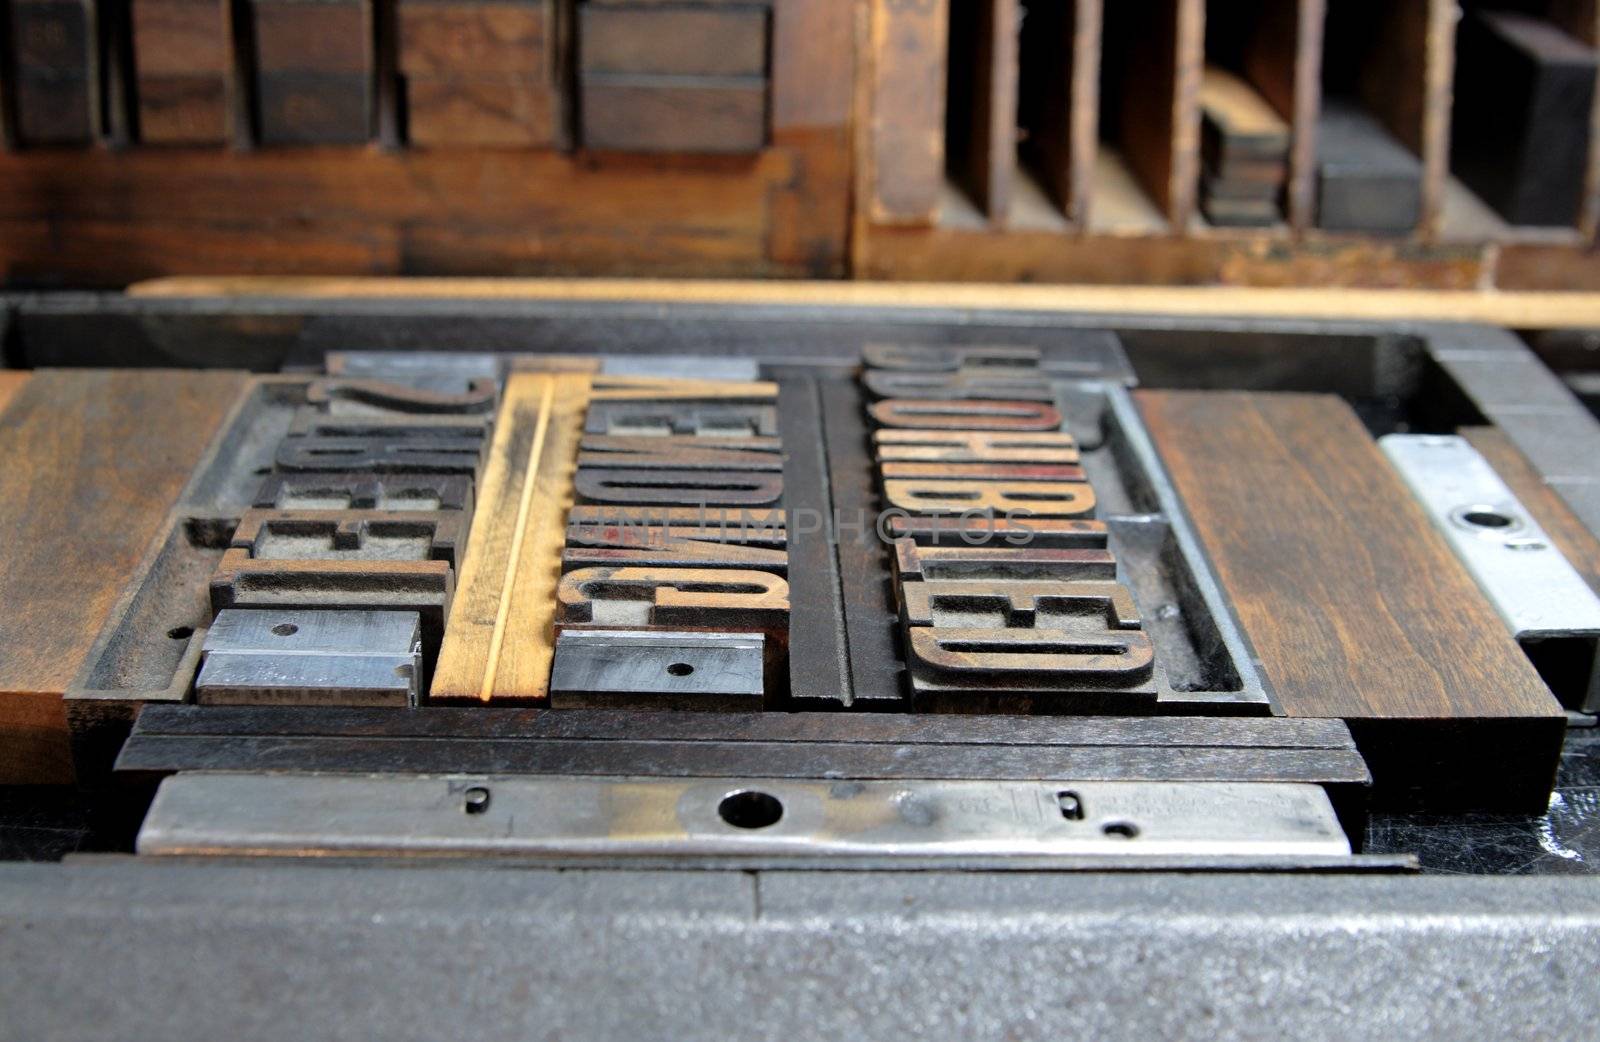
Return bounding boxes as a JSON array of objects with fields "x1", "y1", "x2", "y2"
[
  {"x1": 580, "y1": 75, "x2": 767, "y2": 153},
  {"x1": 881, "y1": 478, "x2": 1095, "y2": 518},
  {"x1": 861, "y1": 369, "x2": 1058, "y2": 402},
  {"x1": 1199, "y1": 65, "x2": 1290, "y2": 162},
  {"x1": 1202, "y1": 194, "x2": 1281, "y2": 228},
  {"x1": 1315, "y1": 99, "x2": 1422, "y2": 234},
  {"x1": 583, "y1": 401, "x2": 778, "y2": 437},
  {"x1": 561, "y1": 540, "x2": 786, "y2": 574},
  {"x1": 574, "y1": 467, "x2": 783, "y2": 507},
  {"x1": 306, "y1": 376, "x2": 499, "y2": 415},
  {"x1": 397, "y1": 0, "x2": 550, "y2": 76},
  {"x1": 904, "y1": 625, "x2": 1159, "y2": 711},
  {"x1": 253, "y1": 472, "x2": 474, "y2": 514},
  {"x1": 0, "y1": 370, "x2": 247, "y2": 782},
  {"x1": 1137, "y1": 389, "x2": 1565, "y2": 811},
  {"x1": 1451, "y1": 10, "x2": 1597, "y2": 227},
  {"x1": 899, "y1": 577, "x2": 1141, "y2": 634},
  {"x1": 576, "y1": 434, "x2": 783, "y2": 470},
  {"x1": 274, "y1": 434, "x2": 486, "y2": 474},
  {"x1": 868, "y1": 399, "x2": 1063, "y2": 432},
  {"x1": 868, "y1": 0, "x2": 948, "y2": 223},
  {"x1": 256, "y1": 73, "x2": 373, "y2": 144},
  {"x1": 862, "y1": 343, "x2": 1047, "y2": 372},
  {"x1": 251, "y1": 0, "x2": 371, "y2": 73},
  {"x1": 879, "y1": 461, "x2": 1086, "y2": 483},
  {"x1": 209, "y1": 548, "x2": 454, "y2": 671},
  {"x1": 891, "y1": 541, "x2": 1116, "y2": 585},
  {"x1": 231, "y1": 508, "x2": 465, "y2": 569},
  {"x1": 873, "y1": 428, "x2": 1079, "y2": 464},
  {"x1": 130, "y1": 0, "x2": 230, "y2": 142},
  {"x1": 579, "y1": 3, "x2": 767, "y2": 77},
  {"x1": 404, "y1": 76, "x2": 557, "y2": 147},
  {"x1": 431, "y1": 373, "x2": 591, "y2": 704},
  {"x1": 556, "y1": 566, "x2": 789, "y2": 630},
  {"x1": 566, "y1": 504, "x2": 784, "y2": 536},
  {"x1": 885, "y1": 515, "x2": 1109, "y2": 549},
  {"x1": 136, "y1": 75, "x2": 228, "y2": 143}
]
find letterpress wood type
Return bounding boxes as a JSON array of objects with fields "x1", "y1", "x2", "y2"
[
  {"x1": 574, "y1": 468, "x2": 783, "y2": 507},
  {"x1": 231, "y1": 509, "x2": 465, "y2": 569},
  {"x1": 556, "y1": 566, "x2": 789, "y2": 630},
  {"x1": 861, "y1": 370, "x2": 1059, "y2": 402},
  {"x1": 879, "y1": 462, "x2": 1087, "y2": 483},
  {"x1": 249, "y1": 0, "x2": 374, "y2": 143},
  {"x1": 8, "y1": 0, "x2": 97, "y2": 144},
  {"x1": 275, "y1": 435, "x2": 487, "y2": 475},
  {"x1": 869, "y1": 399, "x2": 1064, "y2": 432},
  {"x1": 307, "y1": 377, "x2": 499, "y2": 415},
  {"x1": 898, "y1": 579, "x2": 1142, "y2": 631},
  {"x1": 209, "y1": 550, "x2": 453, "y2": 672},
  {"x1": 397, "y1": 0, "x2": 560, "y2": 147},
  {"x1": 566, "y1": 505, "x2": 785, "y2": 541},
  {"x1": 578, "y1": 0, "x2": 769, "y2": 153},
  {"x1": 576, "y1": 436, "x2": 783, "y2": 471},
  {"x1": 862, "y1": 344, "x2": 1045, "y2": 372},
  {"x1": 874, "y1": 429, "x2": 1079, "y2": 464},
  {"x1": 253, "y1": 473, "x2": 475, "y2": 514},
  {"x1": 131, "y1": 0, "x2": 231, "y2": 143},
  {"x1": 905, "y1": 626, "x2": 1158, "y2": 708},
  {"x1": 583, "y1": 401, "x2": 779, "y2": 437},
  {"x1": 880, "y1": 478, "x2": 1096, "y2": 518},
  {"x1": 891, "y1": 541, "x2": 1117, "y2": 585},
  {"x1": 885, "y1": 515, "x2": 1109, "y2": 549}
]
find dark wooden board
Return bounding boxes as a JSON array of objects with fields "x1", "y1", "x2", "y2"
[
  {"x1": 0, "y1": 369, "x2": 247, "y2": 782},
  {"x1": 1137, "y1": 389, "x2": 1565, "y2": 811},
  {"x1": 1451, "y1": 10, "x2": 1597, "y2": 228},
  {"x1": 580, "y1": 76, "x2": 766, "y2": 153},
  {"x1": 579, "y1": 3, "x2": 766, "y2": 77},
  {"x1": 945, "y1": 0, "x2": 1015, "y2": 222}
]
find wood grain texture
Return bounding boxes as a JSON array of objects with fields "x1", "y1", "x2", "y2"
[
  {"x1": 1137, "y1": 390, "x2": 1564, "y2": 809},
  {"x1": 0, "y1": 369, "x2": 246, "y2": 782},
  {"x1": 946, "y1": 0, "x2": 1016, "y2": 223},
  {"x1": 1464, "y1": 426, "x2": 1600, "y2": 597},
  {"x1": 868, "y1": 0, "x2": 948, "y2": 225},
  {"x1": 431, "y1": 372, "x2": 590, "y2": 703},
  {"x1": 0, "y1": 372, "x2": 29, "y2": 416}
]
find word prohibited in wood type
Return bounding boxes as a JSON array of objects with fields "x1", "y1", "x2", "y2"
[{"x1": 858, "y1": 345, "x2": 1154, "y2": 712}]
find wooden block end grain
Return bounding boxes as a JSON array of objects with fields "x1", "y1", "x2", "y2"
[
  {"x1": 0, "y1": 369, "x2": 247, "y2": 783},
  {"x1": 1137, "y1": 389, "x2": 1565, "y2": 811}
]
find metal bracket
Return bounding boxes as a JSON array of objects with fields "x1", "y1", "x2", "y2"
[
  {"x1": 1380, "y1": 434, "x2": 1600, "y2": 711},
  {"x1": 131, "y1": 773, "x2": 1391, "y2": 870}
]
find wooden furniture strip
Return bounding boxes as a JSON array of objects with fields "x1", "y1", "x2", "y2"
[
  {"x1": 126, "y1": 277, "x2": 1600, "y2": 331},
  {"x1": 1137, "y1": 390, "x2": 1564, "y2": 809},
  {"x1": 0, "y1": 369, "x2": 246, "y2": 782},
  {"x1": 431, "y1": 371, "x2": 590, "y2": 703}
]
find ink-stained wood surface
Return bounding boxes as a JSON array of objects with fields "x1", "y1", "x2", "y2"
[
  {"x1": 431, "y1": 372, "x2": 590, "y2": 703},
  {"x1": 0, "y1": 369, "x2": 246, "y2": 782},
  {"x1": 1137, "y1": 390, "x2": 1565, "y2": 810}
]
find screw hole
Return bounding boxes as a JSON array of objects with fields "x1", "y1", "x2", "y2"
[
  {"x1": 1461, "y1": 509, "x2": 1515, "y2": 529},
  {"x1": 1101, "y1": 821, "x2": 1140, "y2": 839},
  {"x1": 718, "y1": 790, "x2": 783, "y2": 829},
  {"x1": 166, "y1": 626, "x2": 194, "y2": 640},
  {"x1": 463, "y1": 786, "x2": 491, "y2": 815},
  {"x1": 667, "y1": 662, "x2": 694, "y2": 677},
  {"x1": 271, "y1": 623, "x2": 299, "y2": 637},
  {"x1": 1056, "y1": 790, "x2": 1084, "y2": 820}
]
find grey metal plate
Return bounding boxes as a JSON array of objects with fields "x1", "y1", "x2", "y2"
[{"x1": 135, "y1": 774, "x2": 1357, "y2": 866}]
